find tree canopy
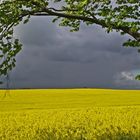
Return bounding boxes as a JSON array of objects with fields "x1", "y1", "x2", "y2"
[{"x1": 0, "y1": 0, "x2": 140, "y2": 78}]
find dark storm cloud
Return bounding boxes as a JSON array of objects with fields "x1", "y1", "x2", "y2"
[
  {"x1": 4, "y1": 16, "x2": 140, "y2": 89},
  {"x1": 15, "y1": 17, "x2": 58, "y2": 46}
]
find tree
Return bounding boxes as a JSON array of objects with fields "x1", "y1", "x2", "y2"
[{"x1": 0, "y1": 0, "x2": 140, "y2": 78}]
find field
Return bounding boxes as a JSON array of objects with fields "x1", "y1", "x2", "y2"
[{"x1": 0, "y1": 89, "x2": 140, "y2": 140}]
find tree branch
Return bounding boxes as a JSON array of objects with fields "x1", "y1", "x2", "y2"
[
  {"x1": 19, "y1": 0, "x2": 140, "y2": 41},
  {"x1": 38, "y1": 8, "x2": 140, "y2": 41}
]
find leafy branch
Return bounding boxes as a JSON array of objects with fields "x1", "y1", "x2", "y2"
[{"x1": 0, "y1": 0, "x2": 140, "y2": 79}]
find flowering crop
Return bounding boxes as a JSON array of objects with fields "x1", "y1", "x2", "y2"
[{"x1": 0, "y1": 89, "x2": 139, "y2": 140}]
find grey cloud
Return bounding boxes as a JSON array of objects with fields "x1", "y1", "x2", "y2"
[
  {"x1": 15, "y1": 17, "x2": 58, "y2": 46},
  {"x1": 2, "y1": 16, "x2": 140, "y2": 89}
]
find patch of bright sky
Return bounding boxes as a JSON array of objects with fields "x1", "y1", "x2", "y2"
[{"x1": 131, "y1": 69, "x2": 140, "y2": 76}]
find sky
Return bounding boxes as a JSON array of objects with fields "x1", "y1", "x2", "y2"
[{"x1": 1, "y1": 16, "x2": 140, "y2": 89}]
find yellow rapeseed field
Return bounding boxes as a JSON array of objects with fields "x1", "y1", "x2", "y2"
[{"x1": 0, "y1": 89, "x2": 140, "y2": 140}]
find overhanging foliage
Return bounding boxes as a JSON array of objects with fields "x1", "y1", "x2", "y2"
[{"x1": 0, "y1": 0, "x2": 140, "y2": 78}]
